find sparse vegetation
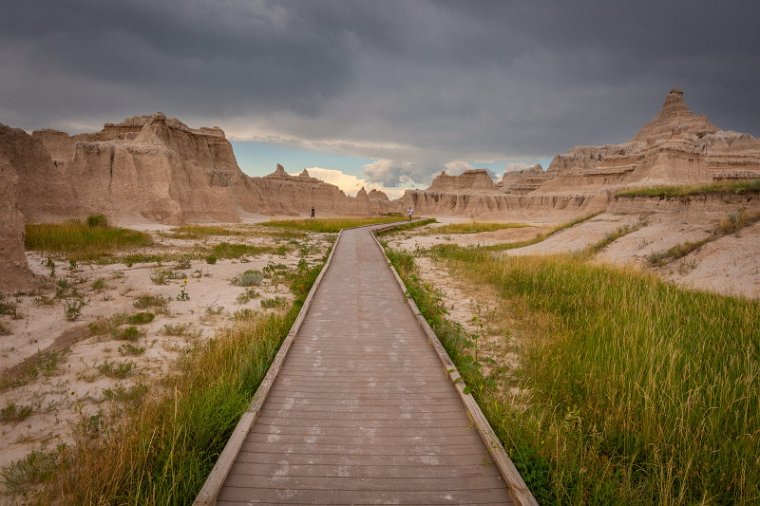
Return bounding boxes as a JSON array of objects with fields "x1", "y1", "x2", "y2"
[
  {"x1": 423, "y1": 222, "x2": 530, "y2": 235},
  {"x1": 161, "y1": 323, "x2": 195, "y2": 337},
  {"x1": 260, "y1": 296, "x2": 287, "y2": 309},
  {"x1": 236, "y1": 287, "x2": 260, "y2": 304},
  {"x1": 168, "y1": 225, "x2": 243, "y2": 240},
  {"x1": 387, "y1": 244, "x2": 760, "y2": 504},
  {"x1": 126, "y1": 312, "x2": 155, "y2": 325},
  {"x1": 0, "y1": 351, "x2": 65, "y2": 392},
  {"x1": 97, "y1": 360, "x2": 134, "y2": 379},
  {"x1": 63, "y1": 297, "x2": 86, "y2": 321},
  {"x1": 647, "y1": 209, "x2": 760, "y2": 267},
  {"x1": 25, "y1": 217, "x2": 152, "y2": 261},
  {"x1": 29, "y1": 259, "x2": 324, "y2": 505},
  {"x1": 132, "y1": 294, "x2": 170, "y2": 314},
  {"x1": 118, "y1": 343, "x2": 145, "y2": 357},
  {"x1": 111, "y1": 326, "x2": 143, "y2": 342},
  {"x1": 0, "y1": 446, "x2": 68, "y2": 495},
  {"x1": 102, "y1": 383, "x2": 148, "y2": 403},
  {"x1": 582, "y1": 222, "x2": 642, "y2": 256},
  {"x1": 616, "y1": 178, "x2": 760, "y2": 198},
  {"x1": 0, "y1": 403, "x2": 34, "y2": 422},
  {"x1": 431, "y1": 212, "x2": 602, "y2": 254},
  {"x1": 262, "y1": 216, "x2": 404, "y2": 233},
  {"x1": 231, "y1": 269, "x2": 264, "y2": 287}
]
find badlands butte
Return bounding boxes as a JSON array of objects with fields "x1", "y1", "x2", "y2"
[{"x1": 2, "y1": 88, "x2": 760, "y2": 297}]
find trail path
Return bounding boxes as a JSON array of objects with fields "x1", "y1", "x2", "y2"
[{"x1": 209, "y1": 226, "x2": 518, "y2": 505}]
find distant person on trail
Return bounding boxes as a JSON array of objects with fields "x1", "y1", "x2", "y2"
[
  {"x1": 310, "y1": 206, "x2": 315, "y2": 218},
  {"x1": 407, "y1": 206, "x2": 413, "y2": 221}
]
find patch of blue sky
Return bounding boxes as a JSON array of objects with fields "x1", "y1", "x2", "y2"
[{"x1": 231, "y1": 140, "x2": 375, "y2": 177}]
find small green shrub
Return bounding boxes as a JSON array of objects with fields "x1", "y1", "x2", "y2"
[
  {"x1": 133, "y1": 295, "x2": 169, "y2": 313},
  {"x1": 162, "y1": 323, "x2": 193, "y2": 337},
  {"x1": 86, "y1": 214, "x2": 108, "y2": 228},
  {"x1": 232, "y1": 270, "x2": 264, "y2": 287},
  {"x1": 118, "y1": 344, "x2": 145, "y2": 356},
  {"x1": 64, "y1": 298, "x2": 86, "y2": 322},
  {"x1": 0, "y1": 446, "x2": 67, "y2": 494},
  {"x1": 204, "y1": 254, "x2": 217, "y2": 265},
  {"x1": 97, "y1": 361, "x2": 134, "y2": 379},
  {"x1": 0, "y1": 403, "x2": 34, "y2": 422},
  {"x1": 126, "y1": 312, "x2": 154, "y2": 325},
  {"x1": 260, "y1": 296, "x2": 287, "y2": 309},
  {"x1": 111, "y1": 326, "x2": 143, "y2": 342}
]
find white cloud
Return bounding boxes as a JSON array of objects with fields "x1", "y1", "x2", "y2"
[{"x1": 300, "y1": 166, "x2": 413, "y2": 200}]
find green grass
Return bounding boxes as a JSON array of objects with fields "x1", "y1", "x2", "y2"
[
  {"x1": 25, "y1": 218, "x2": 152, "y2": 261},
  {"x1": 388, "y1": 246, "x2": 760, "y2": 504},
  {"x1": 422, "y1": 222, "x2": 530, "y2": 235},
  {"x1": 616, "y1": 178, "x2": 760, "y2": 198},
  {"x1": 261, "y1": 216, "x2": 404, "y2": 233},
  {"x1": 22, "y1": 255, "x2": 326, "y2": 505}
]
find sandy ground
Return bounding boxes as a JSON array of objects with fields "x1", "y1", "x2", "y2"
[
  {"x1": 0, "y1": 227, "x2": 330, "y2": 471},
  {"x1": 385, "y1": 223, "x2": 548, "y2": 251}
]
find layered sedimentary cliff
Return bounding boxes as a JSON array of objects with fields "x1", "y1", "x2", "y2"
[
  {"x1": 405, "y1": 89, "x2": 760, "y2": 218},
  {"x1": 18, "y1": 114, "x2": 392, "y2": 224},
  {"x1": 540, "y1": 89, "x2": 760, "y2": 191},
  {"x1": 32, "y1": 114, "x2": 260, "y2": 223}
]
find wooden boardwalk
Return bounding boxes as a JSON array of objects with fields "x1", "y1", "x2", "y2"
[{"x1": 198, "y1": 226, "x2": 530, "y2": 505}]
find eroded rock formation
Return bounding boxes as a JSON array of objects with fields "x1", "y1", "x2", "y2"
[
  {"x1": 0, "y1": 126, "x2": 37, "y2": 292},
  {"x1": 405, "y1": 89, "x2": 760, "y2": 218},
  {"x1": 21, "y1": 115, "x2": 393, "y2": 223},
  {"x1": 1, "y1": 125, "x2": 81, "y2": 222},
  {"x1": 248, "y1": 166, "x2": 394, "y2": 216},
  {"x1": 542, "y1": 89, "x2": 760, "y2": 190}
]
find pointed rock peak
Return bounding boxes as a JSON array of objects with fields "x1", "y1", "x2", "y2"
[
  {"x1": 660, "y1": 88, "x2": 688, "y2": 116},
  {"x1": 275, "y1": 164, "x2": 287, "y2": 174},
  {"x1": 632, "y1": 88, "x2": 718, "y2": 143},
  {"x1": 299, "y1": 169, "x2": 310, "y2": 178},
  {"x1": 357, "y1": 186, "x2": 368, "y2": 197}
]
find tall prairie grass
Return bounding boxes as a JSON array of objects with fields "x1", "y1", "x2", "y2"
[
  {"x1": 25, "y1": 217, "x2": 151, "y2": 260},
  {"x1": 389, "y1": 245, "x2": 760, "y2": 504}
]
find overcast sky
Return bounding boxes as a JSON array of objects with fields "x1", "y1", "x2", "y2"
[{"x1": 2, "y1": 0, "x2": 758, "y2": 193}]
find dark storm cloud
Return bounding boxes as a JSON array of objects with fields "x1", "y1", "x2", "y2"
[{"x1": 1, "y1": 0, "x2": 759, "y2": 185}]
